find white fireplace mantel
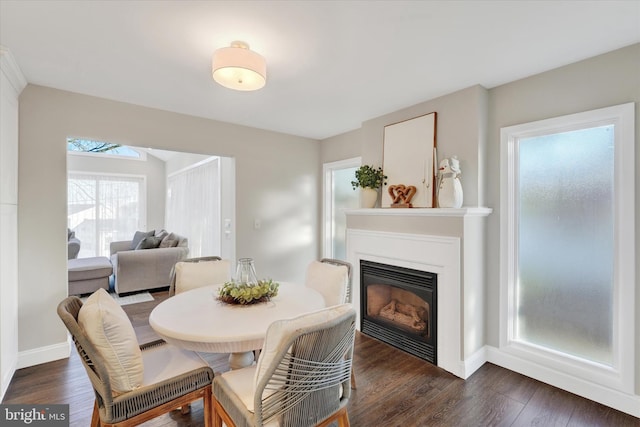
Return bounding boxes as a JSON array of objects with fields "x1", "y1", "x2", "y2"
[
  {"x1": 345, "y1": 207, "x2": 492, "y2": 217},
  {"x1": 346, "y1": 207, "x2": 491, "y2": 379}
]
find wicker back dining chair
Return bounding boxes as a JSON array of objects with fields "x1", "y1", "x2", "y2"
[
  {"x1": 57, "y1": 295, "x2": 214, "y2": 427},
  {"x1": 213, "y1": 304, "x2": 356, "y2": 427},
  {"x1": 168, "y1": 255, "x2": 228, "y2": 296},
  {"x1": 305, "y1": 258, "x2": 356, "y2": 389}
]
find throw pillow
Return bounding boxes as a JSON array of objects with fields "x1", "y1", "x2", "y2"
[
  {"x1": 159, "y1": 232, "x2": 180, "y2": 248},
  {"x1": 130, "y1": 230, "x2": 155, "y2": 250},
  {"x1": 135, "y1": 236, "x2": 163, "y2": 250},
  {"x1": 78, "y1": 288, "x2": 143, "y2": 395},
  {"x1": 155, "y1": 229, "x2": 169, "y2": 241},
  {"x1": 304, "y1": 261, "x2": 349, "y2": 307},
  {"x1": 174, "y1": 260, "x2": 231, "y2": 295}
]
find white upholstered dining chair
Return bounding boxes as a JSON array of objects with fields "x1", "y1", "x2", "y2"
[
  {"x1": 168, "y1": 256, "x2": 231, "y2": 296},
  {"x1": 304, "y1": 258, "x2": 352, "y2": 306},
  {"x1": 212, "y1": 304, "x2": 356, "y2": 427}
]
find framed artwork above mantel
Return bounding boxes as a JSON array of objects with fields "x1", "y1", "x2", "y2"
[{"x1": 382, "y1": 112, "x2": 437, "y2": 208}]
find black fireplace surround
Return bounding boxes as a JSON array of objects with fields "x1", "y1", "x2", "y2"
[{"x1": 360, "y1": 260, "x2": 437, "y2": 364}]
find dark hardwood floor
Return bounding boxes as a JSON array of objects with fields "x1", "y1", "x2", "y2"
[{"x1": 3, "y1": 290, "x2": 638, "y2": 426}]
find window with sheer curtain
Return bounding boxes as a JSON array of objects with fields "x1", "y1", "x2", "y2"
[
  {"x1": 166, "y1": 157, "x2": 220, "y2": 258},
  {"x1": 68, "y1": 173, "x2": 145, "y2": 257}
]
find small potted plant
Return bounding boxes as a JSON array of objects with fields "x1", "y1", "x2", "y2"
[{"x1": 351, "y1": 165, "x2": 387, "y2": 208}]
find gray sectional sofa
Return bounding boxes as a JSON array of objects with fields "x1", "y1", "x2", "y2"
[{"x1": 110, "y1": 231, "x2": 189, "y2": 295}]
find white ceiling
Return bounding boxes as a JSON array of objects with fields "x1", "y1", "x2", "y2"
[{"x1": 1, "y1": 1, "x2": 639, "y2": 140}]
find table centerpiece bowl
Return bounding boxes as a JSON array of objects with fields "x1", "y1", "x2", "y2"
[{"x1": 217, "y1": 279, "x2": 279, "y2": 305}]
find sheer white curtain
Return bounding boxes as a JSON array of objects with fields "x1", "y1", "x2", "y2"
[
  {"x1": 68, "y1": 173, "x2": 145, "y2": 257},
  {"x1": 166, "y1": 157, "x2": 220, "y2": 258}
]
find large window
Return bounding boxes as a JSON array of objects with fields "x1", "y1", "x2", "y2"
[
  {"x1": 68, "y1": 173, "x2": 145, "y2": 257},
  {"x1": 323, "y1": 158, "x2": 361, "y2": 259},
  {"x1": 500, "y1": 103, "x2": 634, "y2": 393}
]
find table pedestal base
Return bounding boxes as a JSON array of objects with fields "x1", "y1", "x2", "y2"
[{"x1": 229, "y1": 351, "x2": 255, "y2": 370}]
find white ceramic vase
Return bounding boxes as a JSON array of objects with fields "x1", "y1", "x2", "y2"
[
  {"x1": 437, "y1": 156, "x2": 463, "y2": 208},
  {"x1": 360, "y1": 187, "x2": 378, "y2": 208},
  {"x1": 438, "y1": 177, "x2": 463, "y2": 208}
]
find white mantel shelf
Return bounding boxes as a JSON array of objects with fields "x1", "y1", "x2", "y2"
[{"x1": 345, "y1": 207, "x2": 492, "y2": 217}]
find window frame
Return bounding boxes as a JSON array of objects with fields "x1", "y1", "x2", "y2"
[
  {"x1": 499, "y1": 103, "x2": 635, "y2": 393},
  {"x1": 322, "y1": 157, "x2": 361, "y2": 259},
  {"x1": 67, "y1": 138, "x2": 147, "y2": 161}
]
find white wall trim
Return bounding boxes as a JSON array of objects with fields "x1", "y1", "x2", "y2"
[
  {"x1": 0, "y1": 46, "x2": 27, "y2": 94},
  {"x1": 486, "y1": 345, "x2": 640, "y2": 418},
  {"x1": 462, "y1": 346, "x2": 488, "y2": 379},
  {"x1": 17, "y1": 340, "x2": 70, "y2": 370},
  {"x1": 0, "y1": 352, "x2": 17, "y2": 402}
]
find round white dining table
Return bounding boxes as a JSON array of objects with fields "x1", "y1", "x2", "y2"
[{"x1": 149, "y1": 282, "x2": 325, "y2": 369}]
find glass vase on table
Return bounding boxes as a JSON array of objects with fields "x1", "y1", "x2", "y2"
[{"x1": 235, "y1": 258, "x2": 258, "y2": 285}]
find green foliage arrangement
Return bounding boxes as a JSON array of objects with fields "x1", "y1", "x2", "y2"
[
  {"x1": 351, "y1": 165, "x2": 387, "y2": 190},
  {"x1": 217, "y1": 279, "x2": 280, "y2": 305}
]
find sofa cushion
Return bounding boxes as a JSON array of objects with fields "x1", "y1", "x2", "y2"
[
  {"x1": 159, "y1": 232, "x2": 180, "y2": 248},
  {"x1": 135, "y1": 236, "x2": 163, "y2": 250},
  {"x1": 78, "y1": 288, "x2": 143, "y2": 395},
  {"x1": 155, "y1": 229, "x2": 169, "y2": 241},
  {"x1": 68, "y1": 257, "x2": 113, "y2": 281},
  {"x1": 130, "y1": 230, "x2": 155, "y2": 250}
]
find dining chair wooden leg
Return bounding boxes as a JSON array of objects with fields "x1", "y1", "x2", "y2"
[
  {"x1": 91, "y1": 401, "x2": 100, "y2": 427},
  {"x1": 203, "y1": 386, "x2": 213, "y2": 427},
  {"x1": 213, "y1": 398, "x2": 234, "y2": 427},
  {"x1": 317, "y1": 407, "x2": 350, "y2": 427},
  {"x1": 350, "y1": 370, "x2": 356, "y2": 389}
]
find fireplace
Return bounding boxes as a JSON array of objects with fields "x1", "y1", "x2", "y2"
[{"x1": 360, "y1": 260, "x2": 437, "y2": 364}]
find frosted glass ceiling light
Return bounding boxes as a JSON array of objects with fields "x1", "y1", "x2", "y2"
[{"x1": 212, "y1": 41, "x2": 266, "y2": 91}]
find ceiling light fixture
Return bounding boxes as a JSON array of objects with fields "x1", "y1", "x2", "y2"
[{"x1": 212, "y1": 41, "x2": 266, "y2": 91}]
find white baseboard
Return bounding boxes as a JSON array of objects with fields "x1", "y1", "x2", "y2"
[
  {"x1": 1, "y1": 354, "x2": 17, "y2": 402},
  {"x1": 460, "y1": 346, "x2": 488, "y2": 379},
  {"x1": 485, "y1": 345, "x2": 640, "y2": 418},
  {"x1": 16, "y1": 340, "x2": 70, "y2": 370}
]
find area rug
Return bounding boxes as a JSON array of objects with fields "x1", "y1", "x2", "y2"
[
  {"x1": 111, "y1": 292, "x2": 154, "y2": 306},
  {"x1": 81, "y1": 291, "x2": 154, "y2": 306}
]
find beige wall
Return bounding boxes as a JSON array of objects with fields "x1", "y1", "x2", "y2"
[
  {"x1": 359, "y1": 84, "x2": 489, "y2": 207},
  {"x1": 18, "y1": 85, "x2": 319, "y2": 353},
  {"x1": 320, "y1": 128, "x2": 362, "y2": 164},
  {"x1": 321, "y1": 85, "x2": 488, "y2": 207}
]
